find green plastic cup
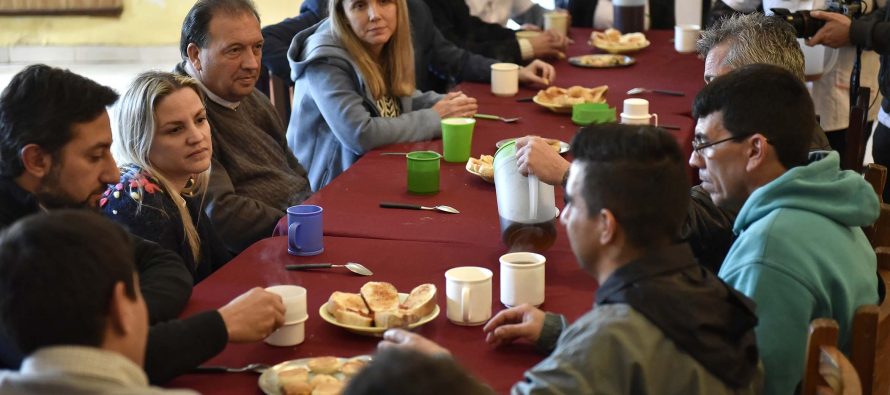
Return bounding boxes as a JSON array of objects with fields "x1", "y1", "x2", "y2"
[
  {"x1": 441, "y1": 117, "x2": 476, "y2": 163},
  {"x1": 572, "y1": 103, "x2": 616, "y2": 125},
  {"x1": 406, "y1": 151, "x2": 441, "y2": 194}
]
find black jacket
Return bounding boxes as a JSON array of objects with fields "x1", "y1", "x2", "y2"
[
  {"x1": 850, "y1": 5, "x2": 890, "y2": 113},
  {"x1": 0, "y1": 178, "x2": 227, "y2": 384},
  {"x1": 262, "y1": 0, "x2": 496, "y2": 92},
  {"x1": 597, "y1": 243, "x2": 760, "y2": 388},
  {"x1": 421, "y1": 0, "x2": 524, "y2": 63},
  {"x1": 101, "y1": 165, "x2": 233, "y2": 283}
]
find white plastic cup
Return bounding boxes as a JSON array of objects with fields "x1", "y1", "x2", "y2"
[
  {"x1": 491, "y1": 63, "x2": 520, "y2": 97},
  {"x1": 500, "y1": 252, "x2": 545, "y2": 307},
  {"x1": 265, "y1": 285, "x2": 307, "y2": 323},
  {"x1": 674, "y1": 24, "x2": 701, "y2": 53},
  {"x1": 544, "y1": 11, "x2": 569, "y2": 36},
  {"x1": 445, "y1": 266, "x2": 492, "y2": 326},
  {"x1": 264, "y1": 316, "x2": 308, "y2": 347},
  {"x1": 623, "y1": 98, "x2": 649, "y2": 117}
]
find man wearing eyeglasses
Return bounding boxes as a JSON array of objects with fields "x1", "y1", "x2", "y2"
[{"x1": 691, "y1": 64, "x2": 878, "y2": 395}]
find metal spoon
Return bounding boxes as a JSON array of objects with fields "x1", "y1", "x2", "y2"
[
  {"x1": 626, "y1": 87, "x2": 685, "y2": 96},
  {"x1": 379, "y1": 201, "x2": 460, "y2": 214},
  {"x1": 474, "y1": 113, "x2": 521, "y2": 123},
  {"x1": 191, "y1": 363, "x2": 271, "y2": 374},
  {"x1": 285, "y1": 262, "x2": 374, "y2": 276}
]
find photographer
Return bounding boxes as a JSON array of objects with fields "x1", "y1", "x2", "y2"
[{"x1": 810, "y1": 5, "x2": 890, "y2": 200}]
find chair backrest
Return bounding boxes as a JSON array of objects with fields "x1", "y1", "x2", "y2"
[
  {"x1": 844, "y1": 87, "x2": 871, "y2": 173},
  {"x1": 803, "y1": 318, "x2": 863, "y2": 395},
  {"x1": 269, "y1": 70, "x2": 292, "y2": 125},
  {"x1": 863, "y1": 164, "x2": 890, "y2": 248},
  {"x1": 850, "y1": 263, "x2": 890, "y2": 395}
]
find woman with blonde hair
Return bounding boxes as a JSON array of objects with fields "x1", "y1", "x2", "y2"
[
  {"x1": 101, "y1": 71, "x2": 231, "y2": 283},
  {"x1": 287, "y1": 0, "x2": 479, "y2": 190}
]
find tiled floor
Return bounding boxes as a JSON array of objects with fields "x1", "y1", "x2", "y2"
[{"x1": 0, "y1": 62, "x2": 175, "y2": 95}]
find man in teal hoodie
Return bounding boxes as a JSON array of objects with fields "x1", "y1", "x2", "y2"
[{"x1": 689, "y1": 64, "x2": 880, "y2": 395}]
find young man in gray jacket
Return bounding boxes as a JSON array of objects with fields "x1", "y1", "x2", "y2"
[{"x1": 378, "y1": 124, "x2": 762, "y2": 394}]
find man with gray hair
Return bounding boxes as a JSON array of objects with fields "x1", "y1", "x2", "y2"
[
  {"x1": 698, "y1": 13, "x2": 807, "y2": 83},
  {"x1": 177, "y1": 0, "x2": 312, "y2": 253}
]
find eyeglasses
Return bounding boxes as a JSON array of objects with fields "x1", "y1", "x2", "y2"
[{"x1": 692, "y1": 134, "x2": 753, "y2": 158}]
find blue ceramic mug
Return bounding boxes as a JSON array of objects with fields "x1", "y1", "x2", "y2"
[{"x1": 287, "y1": 205, "x2": 323, "y2": 256}]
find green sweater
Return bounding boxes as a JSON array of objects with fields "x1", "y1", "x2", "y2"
[{"x1": 719, "y1": 152, "x2": 879, "y2": 395}]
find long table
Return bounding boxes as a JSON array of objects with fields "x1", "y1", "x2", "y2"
[
  {"x1": 168, "y1": 236, "x2": 592, "y2": 394},
  {"x1": 171, "y1": 28, "x2": 704, "y2": 394}
]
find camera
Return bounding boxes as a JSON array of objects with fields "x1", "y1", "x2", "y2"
[{"x1": 771, "y1": 0, "x2": 861, "y2": 38}]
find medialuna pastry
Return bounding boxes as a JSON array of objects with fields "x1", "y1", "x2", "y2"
[{"x1": 536, "y1": 85, "x2": 608, "y2": 107}]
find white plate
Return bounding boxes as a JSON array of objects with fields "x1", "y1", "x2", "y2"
[
  {"x1": 589, "y1": 39, "x2": 651, "y2": 54},
  {"x1": 568, "y1": 54, "x2": 635, "y2": 68},
  {"x1": 495, "y1": 138, "x2": 569, "y2": 154},
  {"x1": 532, "y1": 93, "x2": 574, "y2": 114},
  {"x1": 319, "y1": 293, "x2": 439, "y2": 337},
  {"x1": 258, "y1": 356, "x2": 372, "y2": 395}
]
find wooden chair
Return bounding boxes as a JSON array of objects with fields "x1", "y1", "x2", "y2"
[
  {"x1": 269, "y1": 71, "x2": 292, "y2": 126},
  {"x1": 863, "y1": 164, "x2": 890, "y2": 248},
  {"x1": 803, "y1": 318, "x2": 863, "y2": 395},
  {"x1": 844, "y1": 87, "x2": 871, "y2": 173},
  {"x1": 850, "y1": 262, "x2": 890, "y2": 395}
]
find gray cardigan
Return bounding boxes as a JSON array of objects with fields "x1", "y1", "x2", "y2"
[{"x1": 287, "y1": 20, "x2": 444, "y2": 190}]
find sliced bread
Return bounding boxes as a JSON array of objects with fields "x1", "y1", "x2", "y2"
[
  {"x1": 326, "y1": 292, "x2": 372, "y2": 327},
  {"x1": 400, "y1": 283, "x2": 437, "y2": 324}
]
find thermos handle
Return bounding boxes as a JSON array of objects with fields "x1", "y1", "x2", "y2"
[
  {"x1": 288, "y1": 222, "x2": 302, "y2": 251},
  {"x1": 528, "y1": 175, "x2": 539, "y2": 219}
]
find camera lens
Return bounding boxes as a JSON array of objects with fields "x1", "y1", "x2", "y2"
[{"x1": 799, "y1": 11, "x2": 827, "y2": 38}]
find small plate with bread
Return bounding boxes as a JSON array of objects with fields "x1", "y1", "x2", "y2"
[
  {"x1": 589, "y1": 29, "x2": 650, "y2": 54},
  {"x1": 259, "y1": 355, "x2": 371, "y2": 395},
  {"x1": 321, "y1": 282, "x2": 439, "y2": 336},
  {"x1": 533, "y1": 85, "x2": 608, "y2": 114},
  {"x1": 466, "y1": 155, "x2": 494, "y2": 183}
]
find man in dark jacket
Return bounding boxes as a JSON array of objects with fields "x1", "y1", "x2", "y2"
[
  {"x1": 810, "y1": 6, "x2": 890, "y2": 201},
  {"x1": 378, "y1": 124, "x2": 761, "y2": 394},
  {"x1": 0, "y1": 64, "x2": 285, "y2": 384},
  {"x1": 422, "y1": 0, "x2": 567, "y2": 64},
  {"x1": 262, "y1": 0, "x2": 554, "y2": 93}
]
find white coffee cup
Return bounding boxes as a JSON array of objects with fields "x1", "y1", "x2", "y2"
[
  {"x1": 445, "y1": 266, "x2": 493, "y2": 326},
  {"x1": 264, "y1": 316, "x2": 308, "y2": 347},
  {"x1": 265, "y1": 285, "x2": 307, "y2": 323},
  {"x1": 544, "y1": 11, "x2": 569, "y2": 36},
  {"x1": 674, "y1": 24, "x2": 701, "y2": 53},
  {"x1": 491, "y1": 63, "x2": 520, "y2": 97},
  {"x1": 500, "y1": 252, "x2": 545, "y2": 307}
]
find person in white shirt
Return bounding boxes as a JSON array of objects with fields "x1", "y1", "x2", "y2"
[
  {"x1": 0, "y1": 211, "x2": 196, "y2": 395},
  {"x1": 465, "y1": 0, "x2": 550, "y2": 28}
]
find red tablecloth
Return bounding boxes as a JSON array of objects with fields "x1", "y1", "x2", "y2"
[
  {"x1": 168, "y1": 236, "x2": 594, "y2": 394},
  {"x1": 272, "y1": 29, "x2": 703, "y2": 242}
]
